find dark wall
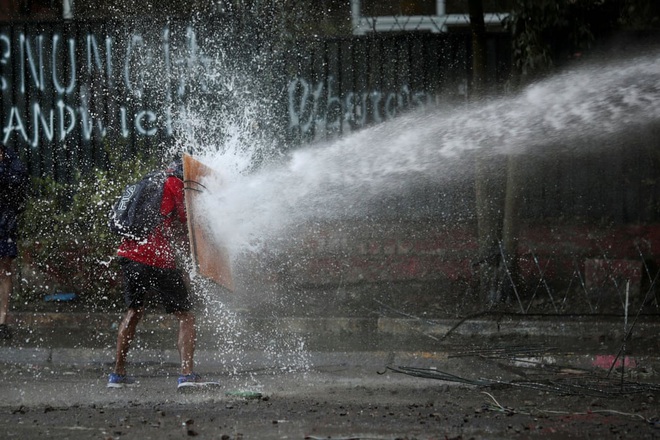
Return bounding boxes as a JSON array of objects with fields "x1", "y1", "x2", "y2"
[{"x1": 1, "y1": 19, "x2": 658, "y2": 228}]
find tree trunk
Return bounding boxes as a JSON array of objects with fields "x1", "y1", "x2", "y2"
[
  {"x1": 469, "y1": 0, "x2": 520, "y2": 306},
  {"x1": 475, "y1": 155, "x2": 507, "y2": 304},
  {"x1": 501, "y1": 154, "x2": 521, "y2": 305},
  {"x1": 470, "y1": 0, "x2": 500, "y2": 304},
  {"x1": 468, "y1": 0, "x2": 487, "y2": 98}
]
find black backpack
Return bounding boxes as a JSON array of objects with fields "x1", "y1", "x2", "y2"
[{"x1": 109, "y1": 171, "x2": 169, "y2": 240}]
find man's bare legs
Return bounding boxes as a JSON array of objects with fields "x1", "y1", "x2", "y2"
[
  {"x1": 113, "y1": 307, "x2": 144, "y2": 376},
  {"x1": 113, "y1": 308, "x2": 196, "y2": 377},
  {"x1": 174, "y1": 311, "x2": 196, "y2": 376}
]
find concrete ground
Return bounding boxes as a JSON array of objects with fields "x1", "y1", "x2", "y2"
[
  {"x1": 0, "y1": 310, "x2": 659, "y2": 439},
  {"x1": 0, "y1": 359, "x2": 658, "y2": 440}
]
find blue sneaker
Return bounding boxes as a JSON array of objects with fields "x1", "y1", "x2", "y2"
[
  {"x1": 177, "y1": 373, "x2": 220, "y2": 391},
  {"x1": 107, "y1": 373, "x2": 136, "y2": 388}
]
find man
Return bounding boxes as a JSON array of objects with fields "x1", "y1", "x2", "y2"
[
  {"x1": 0, "y1": 146, "x2": 28, "y2": 340},
  {"x1": 108, "y1": 157, "x2": 213, "y2": 390}
]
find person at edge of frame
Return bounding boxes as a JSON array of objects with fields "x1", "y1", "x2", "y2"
[{"x1": 0, "y1": 145, "x2": 28, "y2": 341}]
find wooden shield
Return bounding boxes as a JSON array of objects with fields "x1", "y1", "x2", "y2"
[{"x1": 183, "y1": 153, "x2": 234, "y2": 291}]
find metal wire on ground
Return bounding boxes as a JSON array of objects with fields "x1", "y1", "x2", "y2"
[{"x1": 385, "y1": 365, "x2": 660, "y2": 397}]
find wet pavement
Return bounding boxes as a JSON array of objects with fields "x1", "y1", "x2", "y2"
[
  {"x1": 0, "y1": 312, "x2": 659, "y2": 439},
  {"x1": 0, "y1": 354, "x2": 658, "y2": 439}
]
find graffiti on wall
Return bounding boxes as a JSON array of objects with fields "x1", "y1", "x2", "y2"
[
  {"x1": 0, "y1": 26, "x2": 211, "y2": 148},
  {"x1": 287, "y1": 75, "x2": 433, "y2": 137},
  {"x1": 0, "y1": 25, "x2": 463, "y2": 155}
]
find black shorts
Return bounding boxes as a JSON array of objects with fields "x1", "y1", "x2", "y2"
[{"x1": 119, "y1": 258, "x2": 192, "y2": 313}]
